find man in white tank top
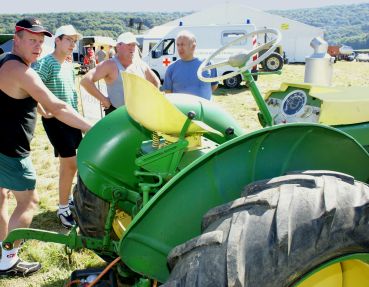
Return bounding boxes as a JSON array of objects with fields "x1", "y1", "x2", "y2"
[{"x1": 81, "y1": 32, "x2": 160, "y2": 115}]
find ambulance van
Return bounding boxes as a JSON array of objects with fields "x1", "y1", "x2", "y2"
[{"x1": 142, "y1": 24, "x2": 257, "y2": 88}]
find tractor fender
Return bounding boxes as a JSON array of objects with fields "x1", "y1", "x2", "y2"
[{"x1": 118, "y1": 123, "x2": 369, "y2": 282}]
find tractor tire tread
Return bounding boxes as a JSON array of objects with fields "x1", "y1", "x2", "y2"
[{"x1": 165, "y1": 170, "x2": 369, "y2": 287}]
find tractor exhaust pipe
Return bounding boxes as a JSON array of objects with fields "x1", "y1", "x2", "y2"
[{"x1": 304, "y1": 37, "x2": 335, "y2": 86}]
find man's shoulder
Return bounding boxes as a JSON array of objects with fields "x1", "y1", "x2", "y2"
[
  {"x1": 193, "y1": 57, "x2": 203, "y2": 65},
  {"x1": 2, "y1": 57, "x2": 26, "y2": 72},
  {"x1": 36, "y1": 54, "x2": 56, "y2": 67},
  {"x1": 0, "y1": 53, "x2": 27, "y2": 68},
  {"x1": 99, "y1": 58, "x2": 118, "y2": 77},
  {"x1": 105, "y1": 57, "x2": 118, "y2": 68},
  {"x1": 33, "y1": 54, "x2": 57, "y2": 74},
  {"x1": 3, "y1": 61, "x2": 38, "y2": 85},
  {"x1": 40, "y1": 54, "x2": 54, "y2": 62},
  {"x1": 169, "y1": 59, "x2": 184, "y2": 69}
]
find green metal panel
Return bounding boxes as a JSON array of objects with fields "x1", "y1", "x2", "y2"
[
  {"x1": 118, "y1": 123, "x2": 369, "y2": 282},
  {"x1": 78, "y1": 108, "x2": 150, "y2": 202},
  {"x1": 335, "y1": 122, "x2": 369, "y2": 150},
  {"x1": 166, "y1": 94, "x2": 245, "y2": 142}
]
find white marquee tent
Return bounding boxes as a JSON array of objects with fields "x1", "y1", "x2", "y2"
[{"x1": 143, "y1": 4, "x2": 324, "y2": 62}]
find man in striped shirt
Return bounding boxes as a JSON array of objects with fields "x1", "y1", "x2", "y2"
[{"x1": 33, "y1": 25, "x2": 83, "y2": 229}]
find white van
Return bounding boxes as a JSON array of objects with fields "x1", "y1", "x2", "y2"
[{"x1": 142, "y1": 24, "x2": 257, "y2": 88}]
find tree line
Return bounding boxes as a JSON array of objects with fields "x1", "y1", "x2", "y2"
[
  {"x1": 272, "y1": 2, "x2": 369, "y2": 49},
  {"x1": 1, "y1": 2, "x2": 369, "y2": 49},
  {"x1": 0, "y1": 12, "x2": 189, "y2": 38}
]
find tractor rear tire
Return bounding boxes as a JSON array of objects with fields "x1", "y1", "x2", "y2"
[
  {"x1": 164, "y1": 171, "x2": 369, "y2": 287},
  {"x1": 73, "y1": 175, "x2": 110, "y2": 238}
]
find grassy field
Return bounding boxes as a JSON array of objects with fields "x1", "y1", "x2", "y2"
[{"x1": 1, "y1": 61, "x2": 369, "y2": 286}]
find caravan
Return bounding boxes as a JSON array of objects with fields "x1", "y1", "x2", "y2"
[{"x1": 142, "y1": 24, "x2": 258, "y2": 88}]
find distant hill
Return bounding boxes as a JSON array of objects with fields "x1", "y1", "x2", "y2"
[
  {"x1": 271, "y1": 3, "x2": 369, "y2": 49},
  {"x1": 0, "y1": 12, "x2": 190, "y2": 38},
  {"x1": 0, "y1": 3, "x2": 368, "y2": 49}
]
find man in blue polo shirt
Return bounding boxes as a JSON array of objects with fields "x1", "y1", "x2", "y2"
[{"x1": 163, "y1": 30, "x2": 218, "y2": 100}]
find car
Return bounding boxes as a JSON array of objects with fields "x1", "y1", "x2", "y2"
[
  {"x1": 347, "y1": 53, "x2": 355, "y2": 61},
  {"x1": 0, "y1": 39, "x2": 13, "y2": 55},
  {"x1": 356, "y1": 53, "x2": 369, "y2": 62}
]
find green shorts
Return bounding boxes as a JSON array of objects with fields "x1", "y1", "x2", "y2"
[{"x1": 0, "y1": 152, "x2": 36, "y2": 191}]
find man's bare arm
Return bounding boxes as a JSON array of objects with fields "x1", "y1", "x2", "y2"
[
  {"x1": 80, "y1": 61, "x2": 114, "y2": 108},
  {"x1": 22, "y1": 67, "x2": 91, "y2": 132}
]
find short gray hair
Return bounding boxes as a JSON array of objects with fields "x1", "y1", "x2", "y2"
[{"x1": 176, "y1": 30, "x2": 196, "y2": 45}]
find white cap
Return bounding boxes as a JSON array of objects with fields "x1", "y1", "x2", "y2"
[
  {"x1": 55, "y1": 25, "x2": 82, "y2": 40},
  {"x1": 116, "y1": 32, "x2": 138, "y2": 45}
]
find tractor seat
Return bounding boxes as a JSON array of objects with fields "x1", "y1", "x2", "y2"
[{"x1": 122, "y1": 72, "x2": 222, "y2": 146}]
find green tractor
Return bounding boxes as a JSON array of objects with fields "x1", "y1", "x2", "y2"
[{"x1": 4, "y1": 29, "x2": 369, "y2": 286}]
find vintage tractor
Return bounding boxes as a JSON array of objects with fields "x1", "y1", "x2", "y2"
[{"x1": 4, "y1": 29, "x2": 369, "y2": 286}]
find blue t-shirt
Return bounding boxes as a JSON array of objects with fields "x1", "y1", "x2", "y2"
[{"x1": 163, "y1": 58, "x2": 217, "y2": 100}]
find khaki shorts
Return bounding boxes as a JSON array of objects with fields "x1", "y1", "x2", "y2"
[{"x1": 0, "y1": 152, "x2": 36, "y2": 191}]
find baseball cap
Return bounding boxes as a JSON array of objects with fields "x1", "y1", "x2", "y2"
[
  {"x1": 15, "y1": 17, "x2": 52, "y2": 37},
  {"x1": 116, "y1": 32, "x2": 138, "y2": 45},
  {"x1": 55, "y1": 25, "x2": 82, "y2": 40}
]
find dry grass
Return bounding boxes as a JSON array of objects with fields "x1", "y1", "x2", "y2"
[{"x1": 1, "y1": 61, "x2": 369, "y2": 286}]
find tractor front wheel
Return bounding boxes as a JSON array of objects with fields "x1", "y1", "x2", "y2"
[
  {"x1": 223, "y1": 74, "x2": 242, "y2": 89},
  {"x1": 164, "y1": 171, "x2": 369, "y2": 286}
]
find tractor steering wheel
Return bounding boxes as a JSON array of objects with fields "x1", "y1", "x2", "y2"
[{"x1": 197, "y1": 28, "x2": 282, "y2": 83}]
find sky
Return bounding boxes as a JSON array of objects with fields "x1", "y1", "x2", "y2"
[{"x1": 1, "y1": 0, "x2": 369, "y2": 14}]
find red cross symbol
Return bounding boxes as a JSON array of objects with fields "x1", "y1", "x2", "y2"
[{"x1": 163, "y1": 58, "x2": 171, "y2": 67}]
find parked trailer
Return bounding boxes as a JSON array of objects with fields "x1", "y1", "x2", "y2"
[{"x1": 73, "y1": 36, "x2": 115, "y2": 64}]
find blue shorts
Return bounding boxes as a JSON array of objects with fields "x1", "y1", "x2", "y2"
[{"x1": 0, "y1": 152, "x2": 36, "y2": 191}]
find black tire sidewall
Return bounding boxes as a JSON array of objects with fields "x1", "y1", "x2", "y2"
[{"x1": 165, "y1": 171, "x2": 369, "y2": 287}]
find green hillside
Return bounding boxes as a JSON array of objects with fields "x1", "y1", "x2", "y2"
[
  {"x1": 0, "y1": 12, "x2": 189, "y2": 38},
  {"x1": 0, "y1": 2, "x2": 368, "y2": 48},
  {"x1": 272, "y1": 3, "x2": 369, "y2": 48}
]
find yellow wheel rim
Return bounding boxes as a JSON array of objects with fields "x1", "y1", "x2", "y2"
[{"x1": 297, "y1": 257, "x2": 369, "y2": 287}]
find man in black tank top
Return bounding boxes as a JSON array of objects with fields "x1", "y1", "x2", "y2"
[{"x1": 0, "y1": 18, "x2": 92, "y2": 277}]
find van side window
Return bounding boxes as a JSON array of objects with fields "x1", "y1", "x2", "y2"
[
  {"x1": 152, "y1": 39, "x2": 175, "y2": 58},
  {"x1": 163, "y1": 39, "x2": 175, "y2": 55},
  {"x1": 221, "y1": 31, "x2": 247, "y2": 46}
]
